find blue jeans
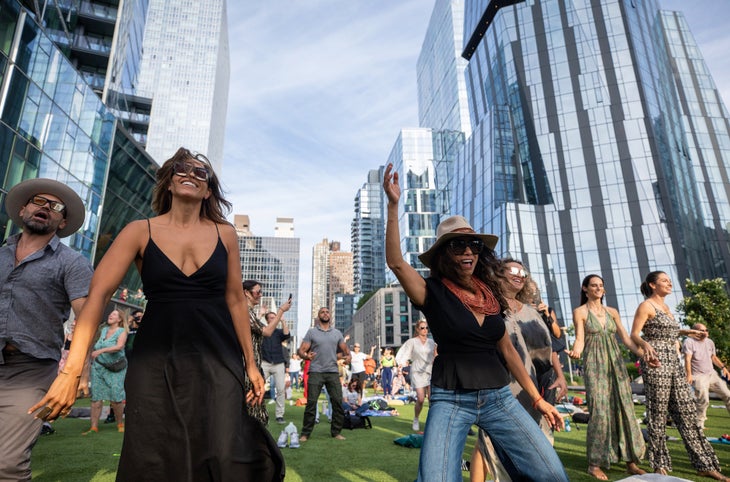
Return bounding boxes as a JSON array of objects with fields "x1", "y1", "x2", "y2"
[{"x1": 417, "y1": 385, "x2": 568, "y2": 482}]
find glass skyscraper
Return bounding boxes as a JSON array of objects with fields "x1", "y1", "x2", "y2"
[
  {"x1": 454, "y1": 0, "x2": 730, "y2": 324},
  {"x1": 138, "y1": 0, "x2": 229, "y2": 171},
  {"x1": 351, "y1": 168, "x2": 386, "y2": 294},
  {"x1": 235, "y1": 215, "x2": 300, "y2": 333},
  {"x1": 1, "y1": 0, "x2": 159, "y2": 290}
]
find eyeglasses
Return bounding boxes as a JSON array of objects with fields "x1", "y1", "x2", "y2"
[
  {"x1": 28, "y1": 195, "x2": 65, "y2": 214},
  {"x1": 447, "y1": 238, "x2": 484, "y2": 255},
  {"x1": 354, "y1": 345, "x2": 360, "y2": 348},
  {"x1": 508, "y1": 266, "x2": 528, "y2": 278},
  {"x1": 172, "y1": 160, "x2": 209, "y2": 182},
  {"x1": 249, "y1": 289, "x2": 262, "y2": 296},
  {"x1": 418, "y1": 326, "x2": 428, "y2": 331}
]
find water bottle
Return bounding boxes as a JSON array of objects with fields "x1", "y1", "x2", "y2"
[
  {"x1": 284, "y1": 422, "x2": 297, "y2": 435},
  {"x1": 564, "y1": 417, "x2": 571, "y2": 432}
]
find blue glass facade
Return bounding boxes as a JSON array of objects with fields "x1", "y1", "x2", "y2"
[
  {"x1": 351, "y1": 168, "x2": 386, "y2": 294},
  {"x1": 454, "y1": 0, "x2": 730, "y2": 326},
  {"x1": 1, "y1": 0, "x2": 158, "y2": 290},
  {"x1": 0, "y1": 0, "x2": 114, "y2": 259}
]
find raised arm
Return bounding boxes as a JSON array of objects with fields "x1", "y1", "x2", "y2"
[
  {"x1": 383, "y1": 163, "x2": 426, "y2": 306},
  {"x1": 262, "y1": 297, "x2": 292, "y2": 337},
  {"x1": 29, "y1": 220, "x2": 147, "y2": 420}
]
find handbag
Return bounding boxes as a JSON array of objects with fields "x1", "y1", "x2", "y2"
[{"x1": 96, "y1": 356, "x2": 127, "y2": 372}]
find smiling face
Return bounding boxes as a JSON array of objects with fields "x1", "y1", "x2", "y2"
[
  {"x1": 649, "y1": 272, "x2": 673, "y2": 296},
  {"x1": 502, "y1": 261, "x2": 527, "y2": 297},
  {"x1": 19, "y1": 193, "x2": 67, "y2": 235},
  {"x1": 169, "y1": 158, "x2": 211, "y2": 200},
  {"x1": 582, "y1": 276, "x2": 605, "y2": 302},
  {"x1": 446, "y1": 237, "x2": 480, "y2": 279}
]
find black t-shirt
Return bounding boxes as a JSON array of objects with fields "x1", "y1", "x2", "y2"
[
  {"x1": 261, "y1": 328, "x2": 291, "y2": 364},
  {"x1": 415, "y1": 277, "x2": 510, "y2": 390}
]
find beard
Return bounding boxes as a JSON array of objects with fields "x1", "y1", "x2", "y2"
[{"x1": 22, "y1": 212, "x2": 57, "y2": 235}]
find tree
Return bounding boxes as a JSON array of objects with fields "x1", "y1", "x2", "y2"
[{"x1": 676, "y1": 278, "x2": 730, "y2": 362}]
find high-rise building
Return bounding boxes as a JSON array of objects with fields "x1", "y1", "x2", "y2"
[
  {"x1": 334, "y1": 293, "x2": 361, "y2": 335},
  {"x1": 387, "y1": 128, "x2": 464, "y2": 279},
  {"x1": 138, "y1": 0, "x2": 229, "y2": 171},
  {"x1": 235, "y1": 215, "x2": 300, "y2": 333},
  {"x1": 349, "y1": 286, "x2": 420, "y2": 351},
  {"x1": 311, "y1": 238, "x2": 329, "y2": 324},
  {"x1": 1, "y1": 0, "x2": 157, "y2": 279},
  {"x1": 328, "y1": 240, "x2": 353, "y2": 305},
  {"x1": 453, "y1": 0, "x2": 730, "y2": 324},
  {"x1": 417, "y1": 0, "x2": 470, "y2": 137},
  {"x1": 351, "y1": 168, "x2": 386, "y2": 294}
]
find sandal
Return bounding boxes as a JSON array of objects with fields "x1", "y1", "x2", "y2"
[
  {"x1": 81, "y1": 427, "x2": 99, "y2": 435},
  {"x1": 588, "y1": 466, "x2": 608, "y2": 481}
]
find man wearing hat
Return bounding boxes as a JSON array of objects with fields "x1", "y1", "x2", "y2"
[{"x1": 0, "y1": 178, "x2": 93, "y2": 481}]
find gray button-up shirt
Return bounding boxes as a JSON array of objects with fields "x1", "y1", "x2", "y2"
[{"x1": 0, "y1": 233, "x2": 93, "y2": 362}]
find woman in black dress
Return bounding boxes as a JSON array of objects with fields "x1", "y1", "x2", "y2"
[{"x1": 32, "y1": 148, "x2": 284, "y2": 481}]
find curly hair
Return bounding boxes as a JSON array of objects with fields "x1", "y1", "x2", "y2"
[
  {"x1": 429, "y1": 243, "x2": 508, "y2": 312},
  {"x1": 151, "y1": 147, "x2": 231, "y2": 224},
  {"x1": 499, "y1": 258, "x2": 537, "y2": 304}
]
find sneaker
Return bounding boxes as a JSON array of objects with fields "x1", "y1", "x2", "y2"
[
  {"x1": 276, "y1": 417, "x2": 285, "y2": 424},
  {"x1": 40, "y1": 423, "x2": 55, "y2": 436},
  {"x1": 412, "y1": 418, "x2": 420, "y2": 431},
  {"x1": 461, "y1": 459, "x2": 471, "y2": 472},
  {"x1": 104, "y1": 412, "x2": 116, "y2": 424},
  {"x1": 276, "y1": 431, "x2": 288, "y2": 448},
  {"x1": 267, "y1": 400, "x2": 275, "y2": 405},
  {"x1": 289, "y1": 432, "x2": 300, "y2": 448}
]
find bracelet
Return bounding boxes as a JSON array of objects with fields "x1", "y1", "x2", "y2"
[
  {"x1": 532, "y1": 396, "x2": 543, "y2": 409},
  {"x1": 60, "y1": 370, "x2": 81, "y2": 379}
]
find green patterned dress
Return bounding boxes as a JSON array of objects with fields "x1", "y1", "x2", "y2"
[{"x1": 583, "y1": 310, "x2": 645, "y2": 468}]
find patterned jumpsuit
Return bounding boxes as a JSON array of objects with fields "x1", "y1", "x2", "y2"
[{"x1": 640, "y1": 303, "x2": 720, "y2": 472}]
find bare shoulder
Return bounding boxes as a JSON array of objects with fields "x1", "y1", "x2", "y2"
[
  {"x1": 605, "y1": 306, "x2": 621, "y2": 320},
  {"x1": 635, "y1": 300, "x2": 655, "y2": 319},
  {"x1": 217, "y1": 222, "x2": 237, "y2": 242},
  {"x1": 572, "y1": 305, "x2": 587, "y2": 320}
]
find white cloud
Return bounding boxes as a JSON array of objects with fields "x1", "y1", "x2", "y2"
[{"x1": 223, "y1": 0, "x2": 434, "y2": 336}]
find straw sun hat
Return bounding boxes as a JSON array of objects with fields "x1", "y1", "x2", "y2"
[{"x1": 418, "y1": 216, "x2": 498, "y2": 268}]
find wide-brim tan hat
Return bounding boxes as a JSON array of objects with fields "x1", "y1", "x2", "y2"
[
  {"x1": 418, "y1": 215, "x2": 498, "y2": 268},
  {"x1": 5, "y1": 178, "x2": 85, "y2": 237}
]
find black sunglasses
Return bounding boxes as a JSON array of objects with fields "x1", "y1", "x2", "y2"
[
  {"x1": 447, "y1": 238, "x2": 484, "y2": 255},
  {"x1": 28, "y1": 195, "x2": 65, "y2": 213},
  {"x1": 172, "y1": 160, "x2": 209, "y2": 182}
]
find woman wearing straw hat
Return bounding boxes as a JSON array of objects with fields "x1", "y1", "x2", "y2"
[{"x1": 383, "y1": 164, "x2": 567, "y2": 482}]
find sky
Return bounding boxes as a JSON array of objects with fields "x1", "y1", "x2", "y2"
[{"x1": 221, "y1": 0, "x2": 730, "y2": 339}]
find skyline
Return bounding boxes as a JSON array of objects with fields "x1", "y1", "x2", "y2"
[{"x1": 221, "y1": 0, "x2": 730, "y2": 338}]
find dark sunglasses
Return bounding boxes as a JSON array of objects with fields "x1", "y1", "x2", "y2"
[
  {"x1": 447, "y1": 238, "x2": 484, "y2": 255},
  {"x1": 173, "y1": 161, "x2": 209, "y2": 182},
  {"x1": 28, "y1": 195, "x2": 65, "y2": 213},
  {"x1": 417, "y1": 326, "x2": 428, "y2": 330}
]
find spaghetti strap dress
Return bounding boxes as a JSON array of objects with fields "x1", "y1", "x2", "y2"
[{"x1": 116, "y1": 222, "x2": 284, "y2": 481}]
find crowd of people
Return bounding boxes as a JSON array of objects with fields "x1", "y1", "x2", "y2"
[{"x1": 1, "y1": 152, "x2": 729, "y2": 482}]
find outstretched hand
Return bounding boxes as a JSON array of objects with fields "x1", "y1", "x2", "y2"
[
  {"x1": 383, "y1": 163, "x2": 401, "y2": 205},
  {"x1": 28, "y1": 372, "x2": 81, "y2": 422}
]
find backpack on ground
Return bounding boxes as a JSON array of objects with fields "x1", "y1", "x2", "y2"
[{"x1": 343, "y1": 413, "x2": 372, "y2": 430}]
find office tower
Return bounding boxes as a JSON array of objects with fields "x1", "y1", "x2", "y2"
[
  {"x1": 350, "y1": 286, "x2": 420, "y2": 350},
  {"x1": 387, "y1": 128, "x2": 465, "y2": 279},
  {"x1": 311, "y1": 238, "x2": 330, "y2": 325},
  {"x1": 138, "y1": 0, "x2": 229, "y2": 171},
  {"x1": 334, "y1": 293, "x2": 361, "y2": 335},
  {"x1": 417, "y1": 0, "x2": 470, "y2": 137},
  {"x1": 454, "y1": 0, "x2": 730, "y2": 323},
  {"x1": 351, "y1": 168, "x2": 386, "y2": 294},
  {"x1": 0, "y1": 0, "x2": 156, "y2": 273},
  {"x1": 328, "y1": 241, "x2": 354, "y2": 316},
  {"x1": 235, "y1": 215, "x2": 300, "y2": 333}
]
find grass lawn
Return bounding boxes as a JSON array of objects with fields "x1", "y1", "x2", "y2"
[{"x1": 31, "y1": 389, "x2": 729, "y2": 481}]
